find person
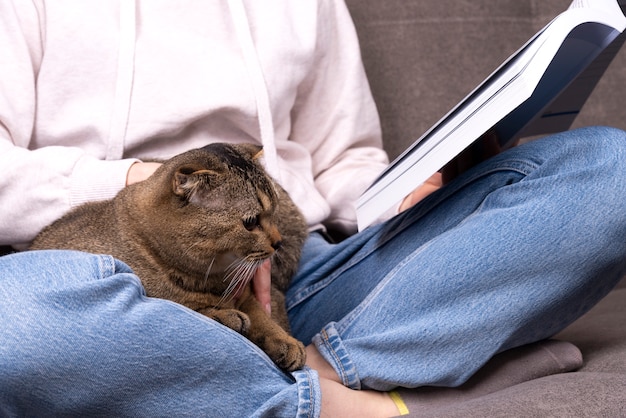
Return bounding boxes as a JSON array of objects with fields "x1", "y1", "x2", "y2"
[{"x1": 1, "y1": 1, "x2": 626, "y2": 417}]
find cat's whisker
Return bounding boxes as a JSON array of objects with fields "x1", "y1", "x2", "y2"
[
  {"x1": 234, "y1": 260, "x2": 259, "y2": 294},
  {"x1": 215, "y1": 259, "x2": 248, "y2": 307},
  {"x1": 181, "y1": 240, "x2": 203, "y2": 259},
  {"x1": 212, "y1": 259, "x2": 254, "y2": 310},
  {"x1": 230, "y1": 262, "x2": 253, "y2": 295},
  {"x1": 222, "y1": 257, "x2": 245, "y2": 283},
  {"x1": 216, "y1": 258, "x2": 264, "y2": 307},
  {"x1": 203, "y1": 257, "x2": 216, "y2": 290}
]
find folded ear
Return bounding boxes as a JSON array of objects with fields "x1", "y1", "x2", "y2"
[
  {"x1": 173, "y1": 166, "x2": 219, "y2": 199},
  {"x1": 234, "y1": 143, "x2": 264, "y2": 161},
  {"x1": 251, "y1": 147, "x2": 264, "y2": 161}
]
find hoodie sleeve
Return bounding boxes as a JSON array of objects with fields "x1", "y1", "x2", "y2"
[
  {"x1": 288, "y1": 0, "x2": 390, "y2": 235},
  {"x1": 0, "y1": 1, "x2": 137, "y2": 247}
]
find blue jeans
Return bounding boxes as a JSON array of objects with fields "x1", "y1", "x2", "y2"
[{"x1": 2, "y1": 127, "x2": 626, "y2": 417}]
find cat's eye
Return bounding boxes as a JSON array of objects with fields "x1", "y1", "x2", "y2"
[{"x1": 243, "y1": 215, "x2": 261, "y2": 231}]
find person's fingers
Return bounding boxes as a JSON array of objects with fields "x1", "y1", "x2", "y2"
[{"x1": 252, "y1": 259, "x2": 272, "y2": 316}]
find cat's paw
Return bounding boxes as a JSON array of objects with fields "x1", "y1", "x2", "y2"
[
  {"x1": 208, "y1": 309, "x2": 251, "y2": 335},
  {"x1": 265, "y1": 335, "x2": 307, "y2": 372}
]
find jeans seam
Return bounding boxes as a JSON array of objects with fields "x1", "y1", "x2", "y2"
[
  {"x1": 314, "y1": 325, "x2": 362, "y2": 390},
  {"x1": 97, "y1": 254, "x2": 117, "y2": 279},
  {"x1": 293, "y1": 367, "x2": 321, "y2": 418}
]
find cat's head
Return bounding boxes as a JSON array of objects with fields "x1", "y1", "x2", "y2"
[{"x1": 134, "y1": 143, "x2": 288, "y2": 293}]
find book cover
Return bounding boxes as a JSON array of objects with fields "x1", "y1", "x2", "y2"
[{"x1": 356, "y1": 0, "x2": 626, "y2": 230}]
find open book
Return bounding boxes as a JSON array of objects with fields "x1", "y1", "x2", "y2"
[{"x1": 356, "y1": 0, "x2": 626, "y2": 230}]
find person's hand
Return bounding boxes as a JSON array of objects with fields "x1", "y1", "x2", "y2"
[
  {"x1": 126, "y1": 162, "x2": 162, "y2": 185},
  {"x1": 399, "y1": 172, "x2": 443, "y2": 212},
  {"x1": 399, "y1": 130, "x2": 505, "y2": 212},
  {"x1": 253, "y1": 259, "x2": 272, "y2": 316},
  {"x1": 441, "y1": 129, "x2": 502, "y2": 184}
]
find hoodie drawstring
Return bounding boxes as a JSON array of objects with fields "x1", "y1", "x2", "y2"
[
  {"x1": 227, "y1": 0, "x2": 282, "y2": 183},
  {"x1": 111, "y1": 0, "x2": 280, "y2": 182},
  {"x1": 108, "y1": 0, "x2": 137, "y2": 160}
]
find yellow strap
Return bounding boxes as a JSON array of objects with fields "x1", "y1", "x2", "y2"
[{"x1": 388, "y1": 390, "x2": 410, "y2": 415}]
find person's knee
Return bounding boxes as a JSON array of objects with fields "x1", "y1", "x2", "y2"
[
  {"x1": 535, "y1": 126, "x2": 626, "y2": 187},
  {"x1": 568, "y1": 125, "x2": 626, "y2": 164},
  {"x1": 585, "y1": 126, "x2": 626, "y2": 185}
]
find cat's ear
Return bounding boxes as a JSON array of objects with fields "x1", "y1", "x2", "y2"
[
  {"x1": 235, "y1": 143, "x2": 264, "y2": 161},
  {"x1": 252, "y1": 148, "x2": 264, "y2": 161},
  {"x1": 172, "y1": 166, "x2": 218, "y2": 198}
]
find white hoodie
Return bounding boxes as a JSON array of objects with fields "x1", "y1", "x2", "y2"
[{"x1": 0, "y1": 0, "x2": 388, "y2": 247}]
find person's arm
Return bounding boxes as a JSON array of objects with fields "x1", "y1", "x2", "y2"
[
  {"x1": 126, "y1": 162, "x2": 163, "y2": 186},
  {"x1": 288, "y1": 0, "x2": 389, "y2": 236},
  {"x1": 0, "y1": 2, "x2": 139, "y2": 246},
  {"x1": 0, "y1": 146, "x2": 139, "y2": 247}
]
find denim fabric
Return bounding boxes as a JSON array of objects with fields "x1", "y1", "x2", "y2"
[
  {"x1": 288, "y1": 126, "x2": 626, "y2": 391},
  {"x1": 2, "y1": 127, "x2": 626, "y2": 415},
  {"x1": 0, "y1": 250, "x2": 319, "y2": 417}
]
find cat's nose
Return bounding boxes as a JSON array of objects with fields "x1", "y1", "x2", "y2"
[{"x1": 272, "y1": 240, "x2": 283, "y2": 250}]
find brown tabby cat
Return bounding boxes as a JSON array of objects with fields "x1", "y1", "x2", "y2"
[{"x1": 30, "y1": 143, "x2": 308, "y2": 371}]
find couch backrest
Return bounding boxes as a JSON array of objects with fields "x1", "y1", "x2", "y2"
[{"x1": 346, "y1": 0, "x2": 626, "y2": 158}]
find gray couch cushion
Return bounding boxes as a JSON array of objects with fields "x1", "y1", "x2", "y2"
[
  {"x1": 393, "y1": 339, "x2": 583, "y2": 416},
  {"x1": 411, "y1": 373, "x2": 626, "y2": 417}
]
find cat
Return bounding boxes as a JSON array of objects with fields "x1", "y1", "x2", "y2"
[{"x1": 30, "y1": 143, "x2": 308, "y2": 371}]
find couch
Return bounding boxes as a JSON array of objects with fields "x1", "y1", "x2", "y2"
[{"x1": 345, "y1": 0, "x2": 626, "y2": 415}]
